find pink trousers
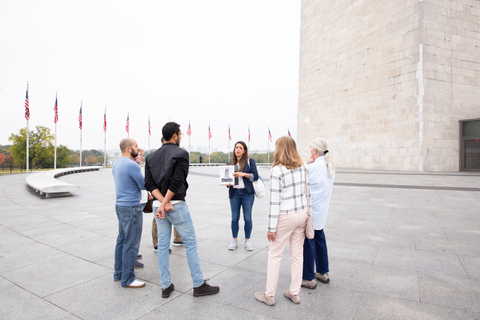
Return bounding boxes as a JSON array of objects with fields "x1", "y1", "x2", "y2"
[{"x1": 265, "y1": 208, "x2": 308, "y2": 297}]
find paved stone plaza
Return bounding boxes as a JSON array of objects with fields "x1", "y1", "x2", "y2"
[{"x1": 0, "y1": 166, "x2": 479, "y2": 319}]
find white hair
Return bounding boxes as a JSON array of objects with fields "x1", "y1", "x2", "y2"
[{"x1": 311, "y1": 138, "x2": 335, "y2": 177}]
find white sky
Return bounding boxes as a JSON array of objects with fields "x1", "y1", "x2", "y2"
[{"x1": 0, "y1": 0, "x2": 300, "y2": 153}]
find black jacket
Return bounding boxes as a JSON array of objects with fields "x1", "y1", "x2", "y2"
[{"x1": 144, "y1": 143, "x2": 189, "y2": 201}]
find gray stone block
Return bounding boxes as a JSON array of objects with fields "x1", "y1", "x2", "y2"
[{"x1": 419, "y1": 271, "x2": 480, "y2": 314}]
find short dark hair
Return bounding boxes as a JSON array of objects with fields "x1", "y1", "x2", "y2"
[{"x1": 162, "y1": 122, "x2": 180, "y2": 141}]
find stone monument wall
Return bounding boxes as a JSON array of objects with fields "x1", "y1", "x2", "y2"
[{"x1": 298, "y1": 0, "x2": 480, "y2": 171}]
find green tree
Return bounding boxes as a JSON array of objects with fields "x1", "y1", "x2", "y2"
[
  {"x1": 95, "y1": 156, "x2": 104, "y2": 165},
  {"x1": 70, "y1": 153, "x2": 80, "y2": 166},
  {"x1": 210, "y1": 152, "x2": 228, "y2": 164},
  {"x1": 8, "y1": 126, "x2": 71, "y2": 169},
  {"x1": 0, "y1": 145, "x2": 11, "y2": 156},
  {"x1": 189, "y1": 152, "x2": 201, "y2": 163},
  {"x1": 55, "y1": 145, "x2": 71, "y2": 168}
]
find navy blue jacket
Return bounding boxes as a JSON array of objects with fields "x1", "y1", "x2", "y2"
[{"x1": 228, "y1": 158, "x2": 259, "y2": 198}]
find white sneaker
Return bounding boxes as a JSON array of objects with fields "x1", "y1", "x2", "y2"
[
  {"x1": 245, "y1": 240, "x2": 253, "y2": 251},
  {"x1": 126, "y1": 280, "x2": 145, "y2": 288},
  {"x1": 228, "y1": 240, "x2": 238, "y2": 250}
]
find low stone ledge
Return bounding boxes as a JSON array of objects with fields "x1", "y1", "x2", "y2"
[{"x1": 26, "y1": 166, "x2": 102, "y2": 198}]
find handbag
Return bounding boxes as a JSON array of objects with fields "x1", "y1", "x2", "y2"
[
  {"x1": 304, "y1": 167, "x2": 314, "y2": 239},
  {"x1": 248, "y1": 158, "x2": 265, "y2": 199},
  {"x1": 143, "y1": 193, "x2": 154, "y2": 213},
  {"x1": 252, "y1": 176, "x2": 265, "y2": 199}
]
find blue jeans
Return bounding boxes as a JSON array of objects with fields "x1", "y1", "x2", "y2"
[
  {"x1": 302, "y1": 229, "x2": 329, "y2": 281},
  {"x1": 114, "y1": 204, "x2": 143, "y2": 287},
  {"x1": 229, "y1": 189, "x2": 254, "y2": 239},
  {"x1": 154, "y1": 201, "x2": 204, "y2": 288}
]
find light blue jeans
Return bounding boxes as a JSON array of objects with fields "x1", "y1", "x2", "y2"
[
  {"x1": 114, "y1": 204, "x2": 143, "y2": 287},
  {"x1": 154, "y1": 201, "x2": 204, "y2": 288}
]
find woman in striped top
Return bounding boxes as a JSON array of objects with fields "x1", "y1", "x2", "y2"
[{"x1": 255, "y1": 136, "x2": 310, "y2": 306}]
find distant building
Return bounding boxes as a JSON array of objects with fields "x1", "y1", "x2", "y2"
[{"x1": 297, "y1": 0, "x2": 480, "y2": 171}]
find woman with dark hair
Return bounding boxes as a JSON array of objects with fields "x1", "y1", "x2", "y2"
[
  {"x1": 226, "y1": 141, "x2": 259, "y2": 251},
  {"x1": 255, "y1": 136, "x2": 310, "y2": 306}
]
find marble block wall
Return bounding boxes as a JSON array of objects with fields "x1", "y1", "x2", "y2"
[{"x1": 297, "y1": 0, "x2": 480, "y2": 171}]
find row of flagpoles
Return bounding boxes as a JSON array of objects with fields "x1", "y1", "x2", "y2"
[{"x1": 22, "y1": 82, "x2": 293, "y2": 171}]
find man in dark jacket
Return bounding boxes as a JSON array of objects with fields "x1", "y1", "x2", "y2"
[{"x1": 145, "y1": 122, "x2": 219, "y2": 298}]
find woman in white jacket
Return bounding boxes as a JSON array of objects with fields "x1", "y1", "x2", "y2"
[{"x1": 301, "y1": 138, "x2": 335, "y2": 289}]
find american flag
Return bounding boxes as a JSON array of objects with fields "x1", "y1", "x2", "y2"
[
  {"x1": 103, "y1": 108, "x2": 107, "y2": 132},
  {"x1": 288, "y1": 129, "x2": 291, "y2": 137},
  {"x1": 248, "y1": 126, "x2": 251, "y2": 142},
  {"x1": 228, "y1": 125, "x2": 231, "y2": 141},
  {"x1": 148, "y1": 116, "x2": 151, "y2": 135},
  {"x1": 24, "y1": 86, "x2": 30, "y2": 120},
  {"x1": 54, "y1": 96, "x2": 58, "y2": 123},
  {"x1": 78, "y1": 104, "x2": 82, "y2": 129},
  {"x1": 269, "y1": 128, "x2": 272, "y2": 142},
  {"x1": 208, "y1": 124, "x2": 212, "y2": 139},
  {"x1": 187, "y1": 123, "x2": 192, "y2": 136},
  {"x1": 125, "y1": 113, "x2": 130, "y2": 134}
]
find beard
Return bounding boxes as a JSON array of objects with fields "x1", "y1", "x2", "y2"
[{"x1": 130, "y1": 149, "x2": 138, "y2": 158}]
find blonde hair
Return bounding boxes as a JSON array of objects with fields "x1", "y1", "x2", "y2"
[
  {"x1": 273, "y1": 136, "x2": 303, "y2": 170},
  {"x1": 311, "y1": 138, "x2": 335, "y2": 177}
]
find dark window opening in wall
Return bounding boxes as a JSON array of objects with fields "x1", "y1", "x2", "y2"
[{"x1": 460, "y1": 118, "x2": 480, "y2": 172}]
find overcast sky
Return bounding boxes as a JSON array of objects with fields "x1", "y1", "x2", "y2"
[{"x1": 0, "y1": 0, "x2": 300, "y2": 154}]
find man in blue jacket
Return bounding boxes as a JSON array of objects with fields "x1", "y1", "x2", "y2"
[
  {"x1": 112, "y1": 138, "x2": 146, "y2": 288},
  {"x1": 145, "y1": 122, "x2": 219, "y2": 298}
]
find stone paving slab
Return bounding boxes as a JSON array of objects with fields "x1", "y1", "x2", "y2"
[{"x1": 0, "y1": 167, "x2": 479, "y2": 319}]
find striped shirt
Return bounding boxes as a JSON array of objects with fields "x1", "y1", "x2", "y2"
[{"x1": 268, "y1": 164, "x2": 310, "y2": 232}]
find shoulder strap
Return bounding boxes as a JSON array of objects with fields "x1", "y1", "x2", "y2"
[{"x1": 304, "y1": 166, "x2": 311, "y2": 217}]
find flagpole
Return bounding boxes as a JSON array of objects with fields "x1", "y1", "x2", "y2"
[
  {"x1": 208, "y1": 123, "x2": 211, "y2": 164},
  {"x1": 248, "y1": 124, "x2": 250, "y2": 150},
  {"x1": 26, "y1": 82, "x2": 29, "y2": 173},
  {"x1": 104, "y1": 107, "x2": 107, "y2": 168},
  {"x1": 268, "y1": 126, "x2": 270, "y2": 164},
  {"x1": 148, "y1": 115, "x2": 150, "y2": 154},
  {"x1": 54, "y1": 92, "x2": 57, "y2": 170},
  {"x1": 228, "y1": 124, "x2": 231, "y2": 164},
  {"x1": 80, "y1": 101, "x2": 83, "y2": 167}
]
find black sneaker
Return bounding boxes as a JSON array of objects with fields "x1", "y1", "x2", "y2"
[
  {"x1": 193, "y1": 279, "x2": 219, "y2": 297},
  {"x1": 162, "y1": 283, "x2": 174, "y2": 298}
]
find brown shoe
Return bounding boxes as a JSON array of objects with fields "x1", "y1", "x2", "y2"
[
  {"x1": 283, "y1": 290, "x2": 301, "y2": 304},
  {"x1": 255, "y1": 292, "x2": 275, "y2": 306},
  {"x1": 315, "y1": 272, "x2": 330, "y2": 283},
  {"x1": 301, "y1": 279, "x2": 317, "y2": 289}
]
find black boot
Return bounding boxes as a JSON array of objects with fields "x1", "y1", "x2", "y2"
[
  {"x1": 193, "y1": 279, "x2": 219, "y2": 297},
  {"x1": 162, "y1": 283, "x2": 174, "y2": 298}
]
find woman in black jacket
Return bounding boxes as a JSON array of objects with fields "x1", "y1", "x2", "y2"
[{"x1": 226, "y1": 141, "x2": 258, "y2": 251}]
